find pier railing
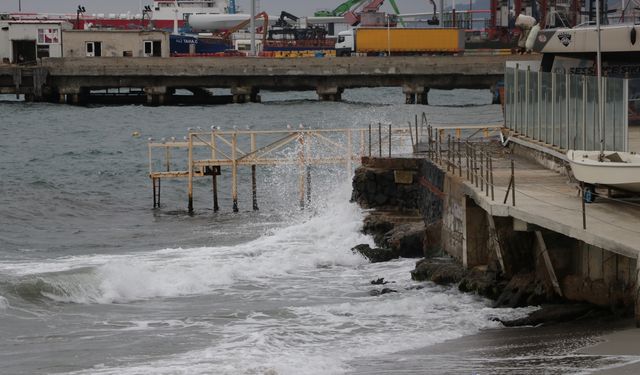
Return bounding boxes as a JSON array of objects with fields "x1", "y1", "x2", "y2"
[
  {"x1": 422, "y1": 124, "x2": 507, "y2": 204},
  {"x1": 504, "y1": 65, "x2": 629, "y2": 152},
  {"x1": 148, "y1": 127, "x2": 413, "y2": 212}
]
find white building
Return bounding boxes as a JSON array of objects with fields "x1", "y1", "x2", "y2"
[
  {"x1": 0, "y1": 20, "x2": 72, "y2": 64},
  {"x1": 62, "y1": 30, "x2": 170, "y2": 58}
]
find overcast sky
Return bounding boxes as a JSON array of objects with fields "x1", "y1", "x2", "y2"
[{"x1": 3, "y1": 1, "x2": 438, "y2": 15}]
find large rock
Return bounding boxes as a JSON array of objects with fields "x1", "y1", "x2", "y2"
[
  {"x1": 384, "y1": 222, "x2": 425, "y2": 258},
  {"x1": 411, "y1": 258, "x2": 466, "y2": 284},
  {"x1": 362, "y1": 213, "x2": 396, "y2": 247},
  {"x1": 493, "y1": 272, "x2": 556, "y2": 308},
  {"x1": 458, "y1": 266, "x2": 503, "y2": 300},
  {"x1": 351, "y1": 244, "x2": 398, "y2": 263},
  {"x1": 499, "y1": 304, "x2": 608, "y2": 327}
]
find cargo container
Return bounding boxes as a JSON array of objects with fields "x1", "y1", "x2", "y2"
[{"x1": 335, "y1": 27, "x2": 465, "y2": 56}]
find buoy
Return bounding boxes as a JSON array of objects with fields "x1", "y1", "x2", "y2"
[{"x1": 132, "y1": 131, "x2": 140, "y2": 137}]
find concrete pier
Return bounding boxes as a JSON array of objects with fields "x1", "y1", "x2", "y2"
[
  {"x1": 0, "y1": 55, "x2": 537, "y2": 105},
  {"x1": 352, "y1": 124, "x2": 640, "y2": 322}
]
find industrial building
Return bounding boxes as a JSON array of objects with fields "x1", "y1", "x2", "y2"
[
  {"x1": 62, "y1": 30, "x2": 170, "y2": 58},
  {"x1": 0, "y1": 20, "x2": 72, "y2": 64}
]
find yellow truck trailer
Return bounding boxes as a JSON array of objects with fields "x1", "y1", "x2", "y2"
[{"x1": 335, "y1": 27, "x2": 465, "y2": 56}]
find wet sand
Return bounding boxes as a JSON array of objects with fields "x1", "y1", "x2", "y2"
[
  {"x1": 349, "y1": 318, "x2": 640, "y2": 374},
  {"x1": 580, "y1": 324, "x2": 640, "y2": 374}
]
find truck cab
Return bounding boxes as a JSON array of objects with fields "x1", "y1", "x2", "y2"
[{"x1": 335, "y1": 29, "x2": 354, "y2": 56}]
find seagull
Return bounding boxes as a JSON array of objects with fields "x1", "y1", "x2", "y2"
[
  {"x1": 216, "y1": 126, "x2": 221, "y2": 131},
  {"x1": 233, "y1": 125, "x2": 238, "y2": 131},
  {"x1": 299, "y1": 124, "x2": 304, "y2": 129},
  {"x1": 170, "y1": 136, "x2": 176, "y2": 142},
  {"x1": 210, "y1": 125, "x2": 215, "y2": 131},
  {"x1": 161, "y1": 137, "x2": 166, "y2": 143},
  {"x1": 287, "y1": 124, "x2": 292, "y2": 130},
  {"x1": 148, "y1": 137, "x2": 154, "y2": 142},
  {"x1": 187, "y1": 127, "x2": 193, "y2": 132},
  {"x1": 183, "y1": 136, "x2": 188, "y2": 141},
  {"x1": 196, "y1": 127, "x2": 203, "y2": 131}
]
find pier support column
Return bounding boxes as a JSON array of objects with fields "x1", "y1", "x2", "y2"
[
  {"x1": 231, "y1": 86, "x2": 260, "y2": 103},
  {"x1": 316, "y1": 86, "x2": 343, "y2": 102},
  {"x1": 403, "y1": 85, "x2": 428, "y2": 105},
  {"x1": 416, "y1": 88, "x2": 430, "y2": 105},
  {"x1": 636, "y1": 255, "x2": 640, "y2": 327},
  {"x1": 145, "y1": 86, "x2": 168, "y2": 106}
]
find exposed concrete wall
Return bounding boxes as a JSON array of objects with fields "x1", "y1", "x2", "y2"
[
  {"x1": 441, "y1": 173, "x2": 464, "y2": 263},
  {"x1": 62, "y1": 30, "x2": 170, "y2": 58}
]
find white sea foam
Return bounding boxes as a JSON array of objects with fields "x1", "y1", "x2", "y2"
[
  {"x1": 69, "y1": 281, "x2": 536, "y2": 375},
  {"x1": 10, "y1": 182, "x2": 372, "y2": 304},
  {"x1": 0, "y1": 295, "x2": 9, "y2": 310}
]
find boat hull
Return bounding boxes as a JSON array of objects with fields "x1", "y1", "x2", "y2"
[{"x1": 567, "y1": 150, "x2": 640, "y2": 193}]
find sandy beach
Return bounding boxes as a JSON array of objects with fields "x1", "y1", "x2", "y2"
[{"x1": 349, "y1": 317, "x2": 640, "y2": 374}]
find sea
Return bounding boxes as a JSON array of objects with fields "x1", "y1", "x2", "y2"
[{"x1": 0, "y1": 88, "x2": 634, "y2": 374}]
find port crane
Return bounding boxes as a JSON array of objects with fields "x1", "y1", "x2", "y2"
[
  {"x1": 315, "y1": 0, "x2": 403, "y2": 26},
  {"x1": 314, "y1": 0, "x2": 367, "y2": 17}
]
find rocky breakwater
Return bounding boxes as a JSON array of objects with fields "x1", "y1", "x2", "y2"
[{"x1": 351, "y1": 157, "x2": 429, "y2": 263}]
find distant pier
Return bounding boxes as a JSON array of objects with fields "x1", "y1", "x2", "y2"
[{"x1": 0, "y1": 55, "x2": 538, "y2": 105}]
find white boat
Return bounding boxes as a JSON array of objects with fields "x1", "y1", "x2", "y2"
[{"x1": 567, "y1": 150, "x2": 640, "y2": 193}]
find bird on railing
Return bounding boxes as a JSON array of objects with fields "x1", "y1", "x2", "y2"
[
  {"x1": 299, "y1": 124, "x2": 304, "y2": 129},
  {"x1": 148, "y1": 137, "x2": 154, "y2": 142},
  {"x1": 170, "y1": 137, "x2": 176, "y2": 142},
  {"x1": 287, "y1": 124, "x2": 292, "y2": 130}
]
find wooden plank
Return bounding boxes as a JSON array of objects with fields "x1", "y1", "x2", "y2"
[{"x1": 535, "y1": 231, "x2": 563, "y2": 297}]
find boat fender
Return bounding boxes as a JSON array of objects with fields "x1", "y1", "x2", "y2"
[
  {"x1": 631, "y1": 27, "x2": 637, "y2": 45},
  {"x1": 525, "y1": 24, "x2": 541, "y2": 52}
]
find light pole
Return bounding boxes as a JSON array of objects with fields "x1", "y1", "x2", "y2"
[
  {"x1": 250, "y1": 0, "x2": 256, "y2": 56},
  {"x1": 386, "y1": 14, "x2": 391, "y2": 56},
  {"x1": 18, "y1": 0, "x2": 21, "y2": 12},
  {"x1": 76, "y1": 6, "x2": 86, "y2": 30}
]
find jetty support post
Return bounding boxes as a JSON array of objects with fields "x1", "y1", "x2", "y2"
[
  {"x1": 344, "y1": 129, "x2": 353, "y2": 181},
  {"x1": 378, "y1": 123, "x2": 382, "y2": 157},
  {"x1": 152, "y1": 177, "x2": 157, "y2": 208},
  {"x1": 388, "y1": 124, "x2": 392, "y2": 157},
  {"x1": 188, "y1": 132, "x2": 194, "y2": 213},
  {"x1": 298, "y1": 132, "x2": 306, "y2": 208},
  {"x1": 232, "y1": 132, "x2": 239, "y2": 213},
  {"x1": 635, "y1": 255, "x2": 640, "y2": 327},
  {"x1": 211, "y1": 130, "x2": 219, "y2": 212},
  {"x1": 368, "y1": 123, "x2": 372, "y2": 157},
  {"x1": 359, "y1": 128, "x2": 365, "y2": 157},
  {"x1": 251, "y1": 133, "x2": 259, "y2": 211}
]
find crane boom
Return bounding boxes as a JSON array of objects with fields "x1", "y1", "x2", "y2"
[{"x1": 314, "y1": 0, "x2": 367, "y2": 17}]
